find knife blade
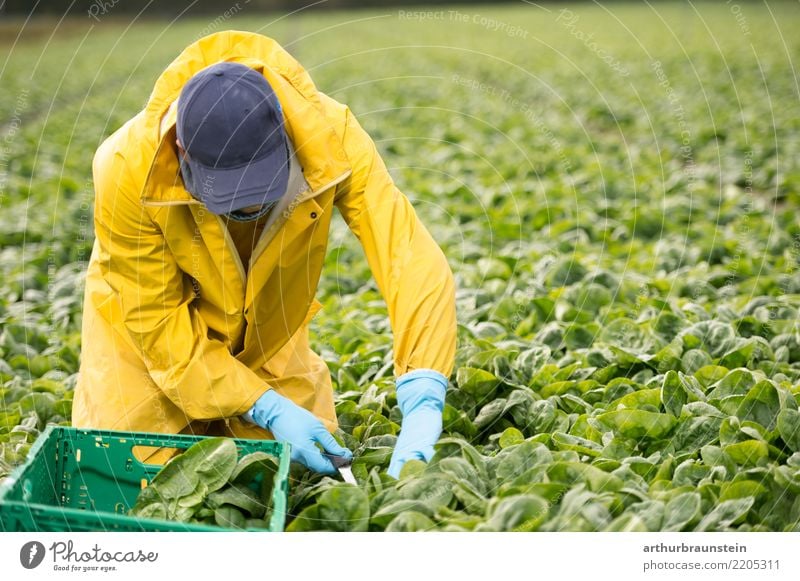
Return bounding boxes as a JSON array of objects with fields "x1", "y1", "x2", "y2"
[{"x1": 324, "y1": 453, "x2": 357, "y2": 484}]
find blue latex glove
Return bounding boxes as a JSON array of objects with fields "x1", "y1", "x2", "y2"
[
  {"x1": 387, "y1": 369, "x2": 448, "y2": 479},
  {"x1": 244, "y1": 389, "x2": 352, "y2": 475}
]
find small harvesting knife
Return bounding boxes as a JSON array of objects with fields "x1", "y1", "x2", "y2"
[{"x1": 324, "y1": 453, "x2": 357, "y2": 484}]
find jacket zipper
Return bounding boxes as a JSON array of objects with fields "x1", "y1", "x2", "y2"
[
  {"x1": 217, "y1": 215, "x2": 247, "y2": 283},
  {"x1": 248, "y1": 168, "x2": 352, "y2": 269}
]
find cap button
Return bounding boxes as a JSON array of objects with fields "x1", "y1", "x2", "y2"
[{"x1": 214, "y1": 70, "x2": 224, "y2": 77}]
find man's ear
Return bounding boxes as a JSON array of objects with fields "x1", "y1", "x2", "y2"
[{"x1": 176, "y1": 138, "x2": 186, "y2": 159}]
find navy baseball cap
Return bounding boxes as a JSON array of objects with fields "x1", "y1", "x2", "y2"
[{"x1": 176, "y1": 62, "x2": 289, "y2": 215}]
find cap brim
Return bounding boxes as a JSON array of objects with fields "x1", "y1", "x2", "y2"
[{"x1": 187, "y1": 137, "x2": 290, "y2": 215}]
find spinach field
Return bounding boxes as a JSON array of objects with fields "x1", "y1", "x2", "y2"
[{"x1": 1, "y1": 2, "x2": 799, "y2": 531}]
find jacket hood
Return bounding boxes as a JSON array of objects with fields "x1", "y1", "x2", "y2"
[{"x1": 139, "y1": 30, "x2": 350, "y2": 205}]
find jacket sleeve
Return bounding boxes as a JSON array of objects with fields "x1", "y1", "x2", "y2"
[
  {"x1": 91, "y1": 140, "x2": 267, "y2": 421},
  {"x1": 333, "y1": 106, "x2": 457, "y2": 379}
]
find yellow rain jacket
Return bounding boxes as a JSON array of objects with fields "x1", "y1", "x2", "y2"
[{"x1": 72, "y1": 31, "x2": 456, "y2": 449}]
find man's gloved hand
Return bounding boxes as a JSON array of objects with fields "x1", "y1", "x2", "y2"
[
  {"x1": 244, "y1": 389, "x2": 352, "y2": 475},
  {"x1": 387, "y1": 369, "x2": 448, "y2": 479}
]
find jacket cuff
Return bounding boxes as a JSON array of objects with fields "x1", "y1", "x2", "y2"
[
  {"x1": 396, "y1": 368, "x2": 449, "y2": 390},
  {"x1": 240, "y1": 388, "x2": 272, "y2": 425}
]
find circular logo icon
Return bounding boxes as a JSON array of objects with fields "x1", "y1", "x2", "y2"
[{"x1": 20, "y1": 541, "x2": 46, "y2": 569}]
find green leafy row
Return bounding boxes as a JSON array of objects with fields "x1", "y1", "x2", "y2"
[{"x1": 287, "y1": 324, "x2": 800, "y2": 531}]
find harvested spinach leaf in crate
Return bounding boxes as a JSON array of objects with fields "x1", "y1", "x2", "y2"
[{"x1": 129, "y1": 437, "x2": 279, "y2": 529}]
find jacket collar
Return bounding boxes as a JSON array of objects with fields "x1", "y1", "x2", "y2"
[{"x1": 139, "y1": 31, "x2": 350, "y2": 206}]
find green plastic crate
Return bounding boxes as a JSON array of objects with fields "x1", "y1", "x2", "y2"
[{"x1": 0, "y1": 426, "x2": 291, "y2": 532}]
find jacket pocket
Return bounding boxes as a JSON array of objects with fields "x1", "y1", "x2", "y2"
[
  {"x1": 95, "y1": 291, "x2": 150, "y2": 357},
  {"x1": 95, "y1": 292, "x2": 120, "y2": 323},
  {"x1": 259, "y1": 297, "x2": 323, "y2": 380}
]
